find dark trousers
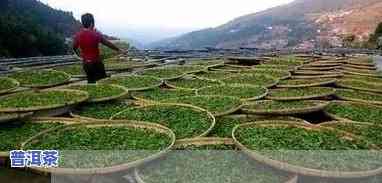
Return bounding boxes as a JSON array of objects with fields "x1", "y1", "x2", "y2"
[{"x1": 83, "y1": 61, "x2": 107, "y2": 83}]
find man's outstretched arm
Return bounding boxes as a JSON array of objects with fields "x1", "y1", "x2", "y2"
[{"x1": 101, "y1": 36, "x2": 121, "y2": 52}]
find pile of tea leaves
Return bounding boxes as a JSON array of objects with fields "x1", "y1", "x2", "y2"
[
  {"x1": 99, "y1": 75, "x2": 162, "y2": 91},
  {"x1": 243, "y1": 100, "x2": 328, "y2": 115},
  {"x1": 166, "y1": 77, "x2": 222, "y2": 90},
  {"x1": 8, "y1": 69, "x2": 70, "y2": 88},
  {"x1": 222, "y1": 74, "x2": 278, "y2": 88},
  {"x1": 63, "y1": 84, "x2": 128, "y2": 102},
  {"x1": 0, "y1": 90, "x2": 89, "y2": 112},
  {"x1": 197, "y1": 84, "x2": 268, "y2": 101},
  {"x1": 277, "y1": 78, "x2": 336, "y2": 88},
  {"x1": 73, "y1": 101, "x2": 131, "y2": 120},
  {"x1": 0, "y1": 77, "x2": 19, "y2": 94},
  {"x1": 0, "y1": 121, "x2": 63, "y2": 152},
  {"x1": 267, "y1": 87, "x2": 335, "y2": 100},
  {"x1": 166, "y1": 95, "x2": 242, "y2": 116},
  {"x1": 325, "y1": 101, "x2": 382, "y2": 124},
  {"x1": 335, "y1": 89, "x2": 382, "y2": 105},
  {"x1": 139, "y1": 67, "x2": 185, "y2": 80},
  {"x1": 131, "y1": 88, "x2": 195, "y2": 102},
  {"x1": 111, "y1": 105, "x2": 214, "y2": 139}
]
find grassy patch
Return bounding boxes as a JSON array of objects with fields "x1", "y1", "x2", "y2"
[
  {"x1": 9, "y1": 69, "x2": 70, "y2": 87},
  {"x1": 99, "y1": 75, "x2": 162, "y2": 91},
  {"x1": 325, "y1": 101, "x2": 382, "y2": 124},
  {"x1": 197, "y1": 84, "x2": 267, "y2": 100},
  {"x1": 112, "y1": 105, "x2": 214, "y2": 139},
  {"x1": 222, "y1": 74, "x2": 278, "y2": 88}
]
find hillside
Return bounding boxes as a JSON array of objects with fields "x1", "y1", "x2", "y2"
[
  {"x1": 150, "y1": 0, "x2": 382, "y2": 50},
  {"x1": 0, "y1": 0, "x2": 81, "y2": 57}
]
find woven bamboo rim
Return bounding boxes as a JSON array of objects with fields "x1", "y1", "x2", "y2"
[
  {"x1": 342, "y1": 66, "x2": 377, "y2": 72},
  {"x1": 222, "y1": 114, "x2": 311, "y2": 125},
  {"x1": 298, "y1": 66, "x2": 340, "y2": 71},
  {"x1": 130, "y1": 88, "x2": 194, "y2": 104},
  {"x1": 64, "y1": 84, "x2": 129, "y2": 103},
  {"x1": 243, "y1": 69, "x2": 292, "y2": 80},
  {"x1": 266, "y1": 88, "x2": 336, "y2": 101},
  {"x1": 325, "y1": 100, "x2": 382, "y2": 124},
  {"x1": 20, "y1": 120, "x2": 176, "y2": 175},
  {"x1": 242, "y1": 100, "x2": 330, "y2": 115},
  {"x1": 196, "y1": 84, "x2": 269, "y2": 101},
  {"x1": 293, "y1": 70, "x2": 340, "y2": 75},
  {"x1": 335, "y1": 89, "x2": 382, "y2": 106},
  {"x1": 0, "y1": 118, "x2": 86, "y2": 158},
  {"x1": 232, "y1": 121, "x2": 382, "y2": 178},
  {"x1": 346, "y1": 61, "x2": 375, "y2": 67},
  {"x1": 343, "y1": 64, "x2": 377, "y2": 70},
  {"x1": 0, "y1": 89, "x2": 89, "y2": 113},
  {"x1": 0, "y1": 112, "x2": 33, "y2": 124},
  {"x1": 134, "y1": 137, "x2": 298, "y2": 183},
  {"x1": 310, "y1": 60, "x2": 345, "y2": 64},
  {"x1": 138, "y1": 68, "x2": 187, "y2": 81},
  {"x1": 222, "y1": 74, "x2": 279, "y2": 88},
  {"x1": 292, "y1": 74, "x2": 343, "y2": 79},
  {"x1": 111, "y1": 103, "x2": 216, "y2": 140},
  {"x1": 99, "y1": 75, "x2": 164, "y2": 91},
  {"x1": 106, "y1": 63, "x2": 158, "y2": 72},
  {"x1": 341, "y1": 70, "x2": 381, "y2": 78},
  {"x1": 335, "y1": 79, "x2": 382, "y2": 93},
  {"x1": 165, "y1": 77, "x2": 224, "y2": 90},
  {"x1": 11, "y1": 69, "x2": 72, "y2": 89},
  {"x1": 306, "y1": 63, "x2": 341, "y2": 67},
  {"x1": 277, "y1": 79, "x2": 336, "y2": 88},
  {"x1": 0, "y1": 77, "x2": 20, "y2": 95}
]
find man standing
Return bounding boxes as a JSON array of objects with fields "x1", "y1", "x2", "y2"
[{"x1": 73, "y1": 13, "x2": 124, "y2": 83}]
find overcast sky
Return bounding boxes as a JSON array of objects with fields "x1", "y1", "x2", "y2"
[{"x1": 41, "y1": 0, "x2": 293, "y2": 29}]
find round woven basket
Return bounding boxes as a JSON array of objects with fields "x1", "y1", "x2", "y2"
[
  {"x1": 341, "y1": 70, "x2": 381, "y2": 78},
  {"x1": 232, "y1": 121, "x2": 382, "y2": 178},
  {"x1": 64, "y1": 84, "x2": 129, "y2": 103},
  {"x1": 196, "y1": 84, "x2": 269, "y2": 101},
  {"x1": 111, "y1": 103, "x2": 216, "y2": 140},
  {"x1": 0, "y1": 77, "x2": 20, "y2": 95},
  {"x1": 0, "y1": 89, "x2": 89, "y2": 113},
  {"x1": 134, "y1": 137, "x2": 299, "y2": 183},
  {"x1": 106, "y1": 63, "x2": 158, "y2": 72},
  {"x1": 0, "y1": 117, "x2": 84, "y2": 158},
  {"x1": 0, "y1": 112, "x2": 33, "y2": 124},
  {"x1": 244, "y1": 69, "x2": 292, "y2": 80},
  {"x1": 335, "y1": 79, "x2": 382, "y2": 93},
  {"x1": 292, "y1": 74, "x2": 343, "y2": 79},
  {"x1": 306, "y1": 63, "x2": 341, "y2": 67},
  {"x1": 343, "y1": 64, "x2": 377, "y2": 70},
  {"x1": 20, "y1": 120, "x2": 176, "y2": 175},
  {"x1": 221, "y1": 114, "x2": 312, "y2": 125},
  {"x1": 346, "y1": 61, "x2": 375, "y2": 67},
  {"x1": 11, "y1": 69, "x2": 72, "y2": 89},
  {"x1": 324, "y1": 100, "x2": 382, "y2": 123},
  {"x1": 242, "y1": 100, "x2": 330, "y2": 115},
  {"x1": 335, "y1": 89, "x2": 382, "y2": 105},
  {"x1": 266, "y1": 88, "x2": 336, "y2": 101},
  {"x1": 293, "y1": 70, "x2": 340, "y2": 76},
  {"x1": 298, "y1": 66, "x2": 340, "y2": 71},
  {"x1": 138, "y1": 68, "x2": 187, "y2": 81},
  {"x1": 99, "y1": 75, "x2": 164, "y2": 92},
  {"x1": 165, "y1": 77, "x2": 224, "y2": 90},
  {"x1": 277, "y1": 79, "x2": 336, "y2": 88}
]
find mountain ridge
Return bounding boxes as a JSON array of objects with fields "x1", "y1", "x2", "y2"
[{"x1": 150, "y1": 0, "x2": 382, "y2": 50}]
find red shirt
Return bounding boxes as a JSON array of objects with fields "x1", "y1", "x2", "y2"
[{"x1": 73, "y1": 29, "x2": 102, "y2": 63}]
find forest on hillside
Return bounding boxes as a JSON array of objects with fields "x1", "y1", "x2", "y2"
[{"x1": 0, "y1": 0, "x2": 81, "y2": 58}]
